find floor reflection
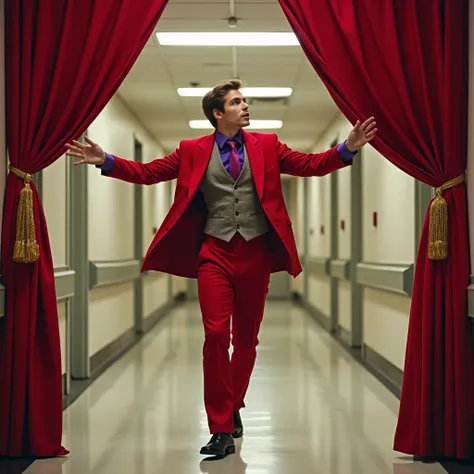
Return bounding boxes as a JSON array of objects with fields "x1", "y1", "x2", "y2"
[{"x1": 23, "y1": 302, "x2": 448, "y2": 474}]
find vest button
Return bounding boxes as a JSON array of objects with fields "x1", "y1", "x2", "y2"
[
  {"x1": 235, "y1": 198, "x2": 239, "y2": 203},
  {"x1": 234, "y1": 184, "x2": 239, "y2": 189},
  {"x1": 235, "y1": 211, "x2": 240, "y2": 216},
  {"x1": 236, "y1": 224, "x2": 241, "y2": 229}
]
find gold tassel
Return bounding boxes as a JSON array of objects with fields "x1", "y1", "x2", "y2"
[
  {"x1": 8, "y1": 164, "x2": 40, "y2": 263},
  {"x1": 428, "y1": 188, "x2": 448, "y2": 260},
  {"x1": 428, "y1": 173, "x2": 466, "y2": 260}
]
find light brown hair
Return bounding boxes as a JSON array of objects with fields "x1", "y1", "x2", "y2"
[{"x1": 202, "y1": 79, "x2": 244, "y2": 128}]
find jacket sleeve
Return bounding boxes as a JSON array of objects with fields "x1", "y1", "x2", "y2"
[
  {"x1": 103, "y1": 145, "x2": 181, "y2": 185},
  {"x1": 277, "y1": 136, "x2": 352, "y2": 177}
]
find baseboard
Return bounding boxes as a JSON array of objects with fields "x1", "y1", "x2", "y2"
[
  {"x1": 334, "y1": 324, "x2": 353, "y2": 349},
  {"x1": 63, "y1": 295, "x2": 184, "y2": 410},
  {"x1": 63, "y1": 328, "x2": 140, "y2": 411},
  {"x1": 90, "y1": 328, "x2": 138, "y2": 375},
  {"x1": 143, "y1": 300, "x2": 176, "y2": 333},
  {"x1": 362, "y1": 344, "x2": 402, "y2": 398},
  {"x1": 301, "y1": 298, "x2": 333, "y2": 332}
]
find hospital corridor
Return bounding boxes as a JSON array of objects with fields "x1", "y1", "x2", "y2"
[{"x1": 0, "y1": 1, "x2": 473, "y2": 474}]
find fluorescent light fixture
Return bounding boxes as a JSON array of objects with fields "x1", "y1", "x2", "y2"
[
  {"x1": 156, "y1": 32, "x2": 299, "y2": 47},
  {"x1": 189, "y1": 120, "x2": 283, "y2": 130},
  {"x1": 178, "y1": 87, "x2": 293, "y2": 98}
]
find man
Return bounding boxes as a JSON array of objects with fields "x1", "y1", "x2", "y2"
[{"x1": 65, "y1": 80, "x2": 377, "y2": 457}]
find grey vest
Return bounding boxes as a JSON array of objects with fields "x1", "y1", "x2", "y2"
[{"x1": 198, "y1": 141, "x2": 269, "y2": 242}]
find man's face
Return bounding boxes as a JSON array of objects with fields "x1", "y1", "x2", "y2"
[{"x1": 214, "y1": 90, "x2": 250, "y2": 129}]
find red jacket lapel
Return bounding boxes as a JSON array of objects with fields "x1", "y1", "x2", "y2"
[
  {"x1": 243, "y1": 130, "x2": 265, "y2": 201},
  {"x1": 187, "y1": 132, "x2": 215, "y2": 200},
  {"x1": 187, "y1": 130, "x2": 266, "y2": 202}
]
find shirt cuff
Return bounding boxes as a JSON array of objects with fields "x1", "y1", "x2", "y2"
[
  {"x1": 96, "y1": 153, "x2": 115, "y2": 174},
  {"x1": 337, "y1": 141, "x2": 357, "y2": 163}
]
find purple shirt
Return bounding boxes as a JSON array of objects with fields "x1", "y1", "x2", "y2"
[
  {"x1": 215, "y1": 130, "x2": 245, "y2": 173},
  {"x1": 97, "y1": 132, "x2": 356, "y2": 174}
]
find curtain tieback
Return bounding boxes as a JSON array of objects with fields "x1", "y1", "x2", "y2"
[
  {"x1": 8, "y1": 164, "x2": 40, "y2": 263},
  {"x1": 428, "y1": 172, "x2": 466, "y2": 260}
]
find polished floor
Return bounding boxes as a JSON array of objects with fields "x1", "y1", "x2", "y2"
[{"x1": 22, "y1": 301, "x2": 452, "y2": 474}]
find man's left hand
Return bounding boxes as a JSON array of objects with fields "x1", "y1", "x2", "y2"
[{"x1": 346, "y1": 117, "x2": 377, "y2": 152}]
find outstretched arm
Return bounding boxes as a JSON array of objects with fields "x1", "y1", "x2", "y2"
[
  {"x1": 278, "y1": 117, "x2": 377, "y2": 177},
  {"x1": 65, "y1": 136, "x2": 180, "y2": 185},
  {"x1": 99, "y1": 151, "x2": 180, "y2": 185},
  {"x1": 278, "y1": 140, "x2": 353, "y2": 177}
]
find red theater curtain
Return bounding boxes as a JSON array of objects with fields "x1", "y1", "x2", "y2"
[
  {"x1": 278, "y1": 0, "x2": 473, "y2": 458},
  {"x1": 1, "y1": 0, "x2": 169, "y2": 457}
]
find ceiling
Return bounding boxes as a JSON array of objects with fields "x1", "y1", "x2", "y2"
[{"x1": 117, "y1": 0, "x2": 339, "y2": 154}]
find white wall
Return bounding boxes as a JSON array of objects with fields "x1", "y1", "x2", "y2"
[
  {"x1": 41, "y1": 92, "x2": 174, "y2": 368},
  {"x1": 289, "y1": 178, "x2": 304, "y2": 293},
  {"x1": 86, "y1": 94, "x2": 171, "y2": 356},
  {"x1": 335, "y1": 120, "x2": 352, "y2": 332},
  {"x1": 306, "y1": 116, "x2": 345, "y2": 319},
  {"x1": 43, "y1": 159, "x2": 68, "y2": 267},
  {"x1": 306, "y1": 173, "x2": 331, "y2": 259},
  {"x1": 360, "y1": 123, "x2": 413, "y2": 370},
  {"x1": 362, "y1": 147, "x2": 414, "y2": 264},
  {"x1": 297, "y1": 178, "x2": 305, "y2": 293},
  {"x1": 363, "y1": 288, "x2": 411, "y2": 370},
  {"x1": 337, "y1": 152, "x2": 352, "y2": 261},
  {"x1": 169, "y1": 179, "x2": 188, "y2": 297},
  {"x1": 143, "y1": 273, "x2": 168, "y2": 317},
  {"x1": 89, "y1": 282, "x2": 134, "y2": 356},
  {"x1": 296, "y1": 177, "x2": 305, "y2": 253},
  {"x1": 303, "y1": 111, "x2": 414, "y2": 370},
  {"x1": 141, "y1": 140, "x2": 173, "y2": 319},
  {"x1": 42, "y1": 156, "x2": 70, "y2": 377},
  {"x1": 87, "y1": 97, "x2": 136, "y2": 262}
]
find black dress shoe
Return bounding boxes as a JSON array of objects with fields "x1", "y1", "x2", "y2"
[
  {"x1": 233, "y1": 411, "x2": 243, "y2": 438},
  {"x1": 200, "y1": 433, "x2": 235, "y2": 457}
]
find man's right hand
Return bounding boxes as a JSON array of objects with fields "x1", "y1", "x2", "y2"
[{"x1": 65, "y1": 136, "x2": 106, "y2": 166}]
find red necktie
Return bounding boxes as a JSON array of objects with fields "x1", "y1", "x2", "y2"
[{"x1": 227, "y1": 140, "x2": 241, "y2": 181}]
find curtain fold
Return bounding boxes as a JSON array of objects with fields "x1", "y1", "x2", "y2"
[
  {"x1": 278, "y1": 0, "x2": 473, "y2": 458},
  {"x1": 1, "y1": 0, "x2": 169, "y2": 457}
]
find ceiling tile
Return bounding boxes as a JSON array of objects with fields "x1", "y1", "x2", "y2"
[{"x1": 116, "y1": 0, "x2": 338, "y2": 153}]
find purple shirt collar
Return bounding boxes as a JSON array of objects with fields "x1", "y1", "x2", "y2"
[{"x1": 215, "y1": 130, "x2": 243, "y2": 149}]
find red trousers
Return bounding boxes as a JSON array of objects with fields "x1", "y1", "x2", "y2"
[{"x1": 197, "y1": 233, "x2": 272, "y2": 434}]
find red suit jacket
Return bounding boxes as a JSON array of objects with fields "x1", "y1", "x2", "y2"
[{"x1": 105, "y1": 130, "x2": 351, "y2": 278}]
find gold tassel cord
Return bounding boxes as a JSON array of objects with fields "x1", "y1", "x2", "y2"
[
  {"x1": 8, "y1": 164, "x2": 40, "y2": 263},
  {"x1": 428, "y1": 172, "x2": 466, "y2": 261}
]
